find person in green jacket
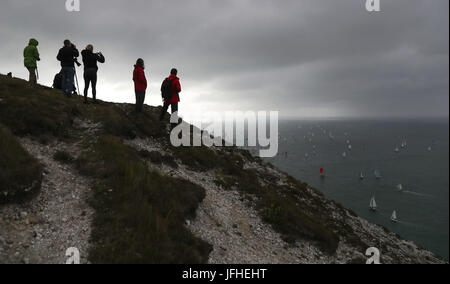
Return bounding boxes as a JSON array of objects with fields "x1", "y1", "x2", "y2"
[{"x1": 23, "y1": 39, "x2": 40, "y2": 86}]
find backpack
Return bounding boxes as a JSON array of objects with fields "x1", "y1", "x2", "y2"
[
  {"x1": 161, "y1": 78, "x2": 176, "y2": 100},
  {"x1": 53, "y1": 72, "x2": 62, "y2": 89}
]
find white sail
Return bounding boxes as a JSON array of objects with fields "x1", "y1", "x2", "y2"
[
  {"x1": 391, "y1": 211, "x2": 397, "y2": 222},
  {"x1": 397, "y1": 184, "x2": 403, "y2": 191},
  {"x1": 370, "y1": 197, "x2": 377, "y2": 210},
  {"x1": 342, "y1": 152, "x2": 347, "y2": 158},
  {"x1": 360, "y1": 172, "x2": 364, "y2": 179},
  {"x1": 395, "y1": 147, "x2": 400, "y2": 153}
]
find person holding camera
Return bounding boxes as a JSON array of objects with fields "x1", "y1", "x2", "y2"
[
  {"x1": 57, "y1": 39, "x2": 80, "y2": 97},
  {"x1": 81, "y1": 44, "x2": 105, "y2": 104}
]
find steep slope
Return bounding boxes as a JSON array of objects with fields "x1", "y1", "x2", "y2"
[{"x1": 0, "y1": 75, "x2": 445, "y2": 264}]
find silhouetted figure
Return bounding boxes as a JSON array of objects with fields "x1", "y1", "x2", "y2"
[
  {"x1": 81, "y1": 44, "x2": 105, "y2": 104},
  {"x1": 23, "y1": 38, "x2": 40, "y2": 86},
  {"x1": 160, "y1": 68, "x2": 181, "y2": 122},
  {"x1": 57, "y1": 39, "x2": 79, "y2": 97},
  {"x1": 132, "y1": 58, "x2": 147, "y2": 113}
]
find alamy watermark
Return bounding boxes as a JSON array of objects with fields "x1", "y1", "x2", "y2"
[
  {"x1": 65, "y1": 0, "x2": 80, "y2": 12},
  {"x1": 169, "y1": 111, "x2": 279, "y2": 158},
  {"x1": 65, "y1": 1, "x2": 380, "y2": 13},
  {"x1": 366, "y1": 247, "x2": 381, "y2": 264},
  {"x1": 66, "y1": 247, "x2": 80, "y2": 264},
  {"x1": 366, "y1": 0, "x2": 381, "y2": 12}
]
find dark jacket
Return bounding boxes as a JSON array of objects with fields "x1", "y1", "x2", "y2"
[
  {"x1": 57, "y1": 45, "x2": 79, "y2": 67},
  {"x1": 165, "y1": 74, "x2": 181, "y2": 103},
  {"x1": 81, "y1": 50, "x2": 105, "y2": 71},
  {"x1": 24, "y1": 39, "x2": 40, "y2": 68},
  {"x1": 133, "y1": 66, "x2": 147, "y2": 91}
]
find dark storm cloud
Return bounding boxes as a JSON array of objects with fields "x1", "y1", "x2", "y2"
[{"x1": 0, "y1": 0, "x2": 448, "y2": 118}]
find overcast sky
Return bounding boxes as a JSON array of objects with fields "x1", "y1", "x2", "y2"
[{"x1": 0, "y1": 0, "x2": 448, "y2": 120}]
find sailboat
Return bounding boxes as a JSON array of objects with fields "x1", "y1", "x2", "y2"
[
  {"x1": 342, "y1": 152, "x2": 347, "y2": 158},
  {"x1": 397, "y1": 184, "x2": 403, "y2": 192},
  {"x1": 320, "y1": 168, "x2": 325, "y2": 178},
  {"x1": 370, "y1": 197, "x2": 377, "y2": 211},
  {"x1": 360, "y1": 171, "x2": 365, "y2": 180},
  {"x1": 374, "y1": 169, "x2": 382, "y2": 179},
  {"x1": 391, "y1": 211, "x2": 398, "y2": 223},
  {"x1": 348, "y1": 145, "x2": 352, "y2": 150},
  {"x1": 394, "y1": 147, "x2": 400, "y2": 153}
]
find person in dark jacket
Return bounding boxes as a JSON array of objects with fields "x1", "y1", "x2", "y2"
[
  {"x1": 159, "y1": 68, "x2": 181, "y2": 121},
  {"x1": 23, "y1": 38, "x2": 40, "y2": 86},
  {"x1": 57, "y1": 39, "x2": 79, "y2": 97},
  {"x1": 132, "y1": 58, "x2": 147, "y2": 113},
  {"x1": 81, "y1": 44, "x2": 105, "y2": 104}
]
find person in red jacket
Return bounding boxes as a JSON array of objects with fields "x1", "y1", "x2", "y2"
[
  {"x1": 159, "y1": 68, "x2": 182, "y2": 121},
  {"x1": 132, "y1": 58, "x2": 147, "y2": 113}
]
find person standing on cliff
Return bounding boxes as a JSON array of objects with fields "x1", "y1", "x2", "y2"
[
  {"x1": 132, "y1": 58, "x2": 147, "y2": 113},
  {"x1": 23, "y1": 38, "x2": 40, "y2": 86},
  {"x1": 81, "y1": 44, "x2": 105, "y2": 104},
  {"x1": 159, "y1": 68, "x2": 181, "y2": 123},
  {"x1": 57, "y1": 39, "x2": 80, "y2": 97}
]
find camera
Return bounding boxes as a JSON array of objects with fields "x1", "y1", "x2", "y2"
[{"x1": 74, "y1": 58, "x2": 81, "y2": 67}]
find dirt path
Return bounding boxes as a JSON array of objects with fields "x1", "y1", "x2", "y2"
[{"x1": 0, "y1": 138, "x2": 94, "y2": 264}]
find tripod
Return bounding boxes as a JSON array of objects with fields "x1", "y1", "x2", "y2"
[{"x1": 74, "y1": 68, "x2": 81, "y2": 98}]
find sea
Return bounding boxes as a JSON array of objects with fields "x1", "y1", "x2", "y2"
[{"x1": 257, "y1": 118, "x2": 449, "y2": 260}]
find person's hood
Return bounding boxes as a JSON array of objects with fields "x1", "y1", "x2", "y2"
[{"x1": 28, "y1": 38, "x2": 38, "y2": 47}]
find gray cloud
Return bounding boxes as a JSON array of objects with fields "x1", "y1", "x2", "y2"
[{"x1": 1, "y1": 0, "x2": 448, "y2": 118}]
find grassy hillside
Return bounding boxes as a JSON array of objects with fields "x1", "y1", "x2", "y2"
[
  {"x1": 0, "y1": 75, "x2": 212, "y2": 263},
  {"x1": 4, "y1": 74, "x2": 432, "y2": 263},
  {"x1": 0, "y1": 123, "x2": 42, "y2": 204}
]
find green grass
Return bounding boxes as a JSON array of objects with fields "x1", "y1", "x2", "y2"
[
  {"x1": 138, "y1": 150, "x2": 178, "y2": 168},
  {"x1": 171, "y1": 145, "x2": 219, "y2": 172},
  {"x1": 76, "y1": 135, "x2": 211, "y2": 263},
  {"x1": 171, "y1": 145, "x2": 244, "y2": 175},
  {"x1": 0, "y1": 123, "x2": 42, "y2": 204},
  {"x1": 0, "y1": 76, "x2": 80, "y2": 139},
  {"x1": 257, "y1": 187, "x2": 339, "y2": 254},
  {"x1": 0, "y1": 75, "x2": 166, "y2": 140}
]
